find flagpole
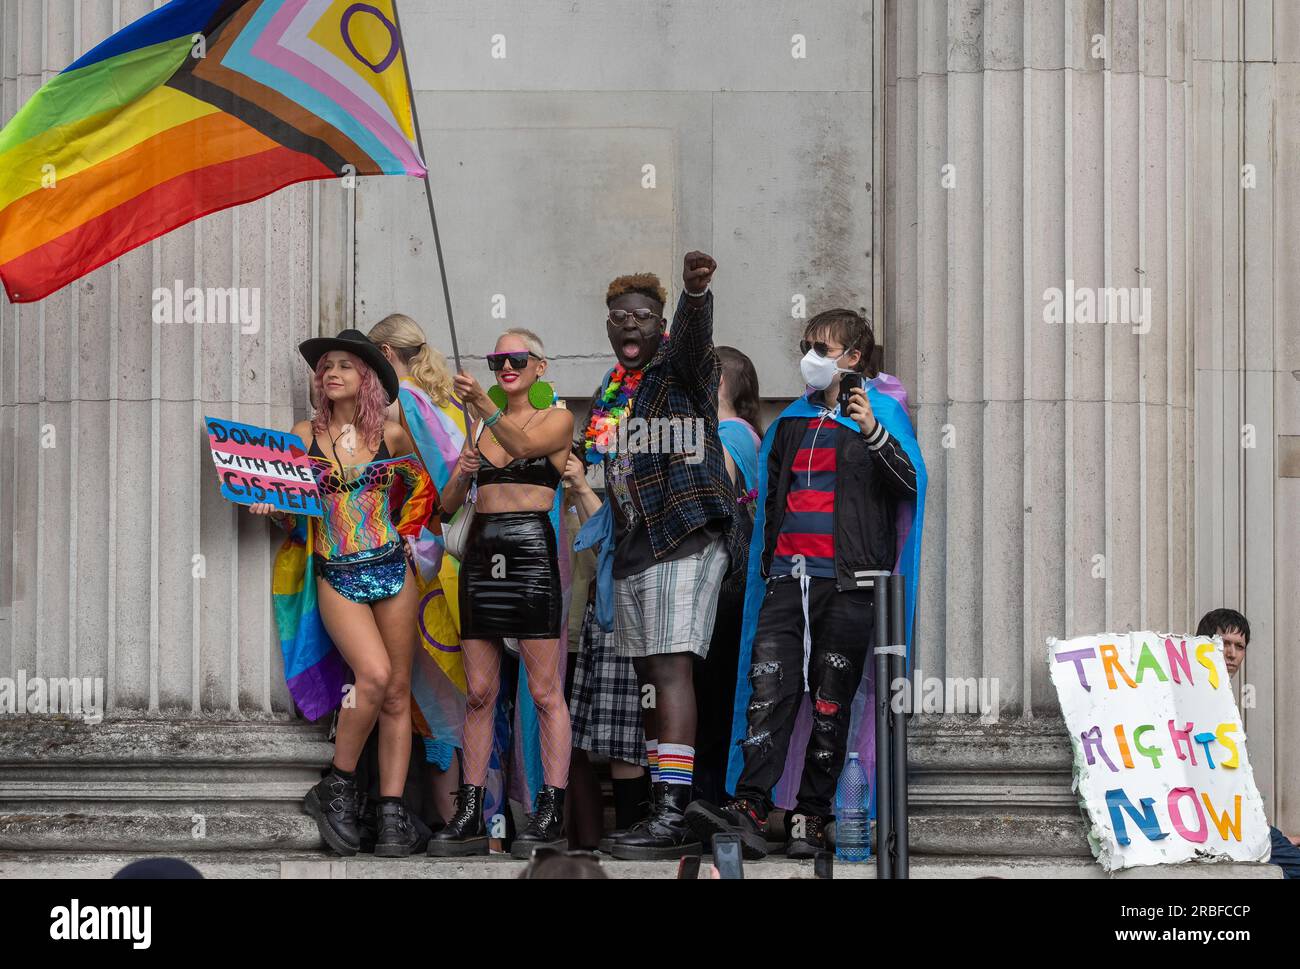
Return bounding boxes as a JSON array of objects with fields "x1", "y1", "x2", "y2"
[{"x1": 391, "y1": 0, "x2": 462, "y2": 374}]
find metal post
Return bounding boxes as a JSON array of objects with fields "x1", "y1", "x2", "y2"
[
  {"x1": 889, "y1": 575, "x2": 909, "y2": 878},
  {"x1": 870, "y1": 572, "x2": 892, "y2": 879}
]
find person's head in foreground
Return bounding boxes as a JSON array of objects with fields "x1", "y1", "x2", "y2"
[
  {"x1": 1195, "y1": 607, "x2": 1250, "y2": 678},
  {"x1": 518, "y1": 848, "x2": 608, "y2": 879}
]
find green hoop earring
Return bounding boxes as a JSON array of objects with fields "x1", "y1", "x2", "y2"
[
  {"x1": 487, "y1": 384, "x2": 508, "y2": 411},
  {"x1": 528, "y1": 381, "x2": 555, "y2": 410}
]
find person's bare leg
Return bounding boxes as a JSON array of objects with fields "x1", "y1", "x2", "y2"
[
  {"x1": 370, "y1": 563, "x2": 420, "y2": 796},
  {"x1": 460, "y1": 638, "x2": 503, "y2": 786},
  {"x1": 317, "y1": 579, "x2": 391, "y2": 772}
]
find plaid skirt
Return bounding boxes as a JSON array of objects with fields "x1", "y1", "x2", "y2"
[{"x1": 568, "y1": 600, "x2": 647, "y2": 766}]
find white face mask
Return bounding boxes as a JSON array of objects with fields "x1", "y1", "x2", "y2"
[{"x1": 800, "y1": 349, "x2": 852, "y2": 391}]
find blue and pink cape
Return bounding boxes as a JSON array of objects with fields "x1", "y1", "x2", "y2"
[{"x1": 725, "y1": 374, "x2": 927, "y2": 813}]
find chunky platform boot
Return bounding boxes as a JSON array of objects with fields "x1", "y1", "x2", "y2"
[
  {"x1": 375, "y1": 799, "x2": 427, "y2": 858},
  {"x1": 511, "y1": 785, "x2": 567, "y2": 859},
  {"x1": 304, "y1": 769, "x2": 361, "y2": 857},
  {"x1": 427, "y1": 784, "x2": 489, "y2": 857}
]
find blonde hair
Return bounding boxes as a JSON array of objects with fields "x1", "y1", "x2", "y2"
[
  {"x1": 367, "y1": 313, "x2": 454, "y2": 406},
  {"x1": 500, "y1": 327, "x2": 546, "y2": 358}
]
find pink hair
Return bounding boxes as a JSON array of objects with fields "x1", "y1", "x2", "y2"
[{"x1": 311, "y1": 352, "x2": 388, "y2": 451}]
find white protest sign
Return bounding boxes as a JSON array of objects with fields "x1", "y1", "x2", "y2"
[{"x1": 1048, "y1": 632, "x2": 1270, "y2": 872}]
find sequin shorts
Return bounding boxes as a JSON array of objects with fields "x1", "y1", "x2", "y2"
[{"x1": 315, "y1": 541, "x2": 407, "y2": 604}]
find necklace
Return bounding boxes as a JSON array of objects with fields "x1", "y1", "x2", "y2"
[
  {"x1": 485, "y1": 409, "x2": 543, "y2": 451},
  {"x1": 329, "y1": 422, "x2": 357, "y2": 458},
  {"x1": 582, "y1": 364, "x2": 645, "y2": 463}
]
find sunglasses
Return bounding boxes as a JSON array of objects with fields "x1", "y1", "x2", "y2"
[
  {"x1": 608, "y1": 308, "x2": 661, "y2": 325},
  {"x1": 486, "y1": 350, "x2": 542, "y2": 371},
  {"x1": 799, "y1": 340, "x2": 845, "y2": 358}
]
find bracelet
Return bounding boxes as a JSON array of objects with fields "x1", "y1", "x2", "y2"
[{"x1": 483, "y1": 407, "x2": 504, "y2": 427}]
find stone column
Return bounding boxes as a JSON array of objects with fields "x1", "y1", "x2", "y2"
[
  {"x1": 884, "y1": 0, "x2": 1195, "y2": 854},
  {"x1": 0, "y1": 0, "x2": 348, "y2": 851}
]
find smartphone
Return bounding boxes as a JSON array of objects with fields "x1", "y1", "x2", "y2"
[
  {"x1": 676, "y1": 855, "x2": 701, "y2": 880},
  {"x1": 813, "y1": 850, "x2": 834, "y2": 880},
  {"x1": 712, "y1": 834, "x2": 744, "y2": 879},
  {"x1": 837, "y1": 371, "x2": 864, "y2": 412}
]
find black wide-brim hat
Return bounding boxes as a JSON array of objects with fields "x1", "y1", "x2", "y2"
[{"x1": 299, "y1": 329, "x2": 400, "y2": 404}]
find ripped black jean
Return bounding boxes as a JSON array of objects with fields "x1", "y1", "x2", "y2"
[{"x1": 733, "y1": 575, "x2": 873, "y2": 819}]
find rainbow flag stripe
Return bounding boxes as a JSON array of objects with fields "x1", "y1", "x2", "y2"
[{"x1": 0, "y1": 0, "x2": 426, "y2": 303}]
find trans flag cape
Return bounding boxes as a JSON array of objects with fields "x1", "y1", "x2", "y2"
[
  {"x1": 725, "y1": 377, "x2": 927, "y2": 814},
  {"x1": 398, "y1": 380, "x2": 471, "y2": 751},
  {"x1": 272, "y1": 452, "x2": 434, "y2": 721},
  {"x1": 0, "y1": 0, "x2": 425, "y2": 303}
]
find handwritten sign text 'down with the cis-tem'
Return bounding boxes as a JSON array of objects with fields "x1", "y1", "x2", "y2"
[
  {"x1": 204, "y1": 417, "x2": 321, "y2": 516},
  {"x1": 1048, "y1": 632, "x2": 1270, "y2": 872}
]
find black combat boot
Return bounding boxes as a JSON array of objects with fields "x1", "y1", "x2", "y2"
[
  {"x1": 374, "y1": 799, "x2": 427, "y2": 858},
  {"x1": 304, "y1": 768, "x2": 361, "y2": 856},
  {"x1": 511, "y1": 785, "x2": 567, "y2": 859},
  {"x1": 684, "y1": 796, "x2": 771, "y2": 860},
  {"x1": 610, "y1": 783, "x2": 702, "y2": 860},
  {"x1": 599, "y1": 782, "x2": 658, "y2": 854},
  {"x1": 427, "y1": 784, "x2": 489, "y2": 857}
]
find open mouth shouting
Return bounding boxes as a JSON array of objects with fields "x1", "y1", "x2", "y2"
[{"x1": 607, "y1": 320, "x2": 663, "y2": 369}]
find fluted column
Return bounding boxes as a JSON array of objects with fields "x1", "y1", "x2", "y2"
[
  {"x1": 0, "y1": 0, "x2": 347, "y2": 717},
  {"x1": 885, "y1": 0, "x2": 1195, "y2": 718}
]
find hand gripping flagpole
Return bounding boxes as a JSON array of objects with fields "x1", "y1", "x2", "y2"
[{"x1": 391, "y1": 0, "x2": 462, "y2": 374}]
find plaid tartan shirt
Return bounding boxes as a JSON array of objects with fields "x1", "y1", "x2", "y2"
[{"x1": 607, "y1": 290, "x2": 734, "y2": 560}]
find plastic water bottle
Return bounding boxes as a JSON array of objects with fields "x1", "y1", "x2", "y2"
[{"x1": 835, "y1": 752, "x2": 871, "y2": 862}]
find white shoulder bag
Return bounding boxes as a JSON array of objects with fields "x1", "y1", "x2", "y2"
[{"x1": 443, "y1": 422, "x2": 486, "y2": 561}]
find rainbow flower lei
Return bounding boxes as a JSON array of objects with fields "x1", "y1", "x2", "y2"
[
  {"x1": 582, "y1": 364, "x2": 644, "y2": 464},
  {"x1": 582, "y1": 335, "x2": 670, "y2": 463}
]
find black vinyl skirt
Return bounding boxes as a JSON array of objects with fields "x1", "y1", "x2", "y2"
[{"x1": 459, "y1": 510, "x2": 562, "y2": 639}]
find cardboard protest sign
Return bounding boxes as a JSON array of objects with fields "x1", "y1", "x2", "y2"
[
  {"x1": 204, "y1": 416, "x2": 321, "y2": 516},
  {"x1": 1048, "y1": 632, "x2": 1271, "y2": 871}
]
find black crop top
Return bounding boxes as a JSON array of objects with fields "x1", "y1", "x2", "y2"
[
  {"x1": 473, "y1": 421, "x2": 561, "y2": 489},
  {"x1": 476, "y1": 448, "x2": 563, "y2": 489}
]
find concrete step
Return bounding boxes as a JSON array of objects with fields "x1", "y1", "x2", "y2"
[{"x1": 0, "y1": 850, "x2": 1280, "y2": 879}]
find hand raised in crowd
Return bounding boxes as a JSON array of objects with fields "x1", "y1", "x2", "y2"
[
  {"x1": 845, "y1": 386, "x2": 879, "y2": 437},
  {"x1": 682, "y1": 250, "x2": 716, "y2": 296},
  {"x1": 453, "y1": 369, "x2": 492, "y2": 417},
  {"x1": 247, "y1": 502, "x2": 277, "y2": 516}
]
